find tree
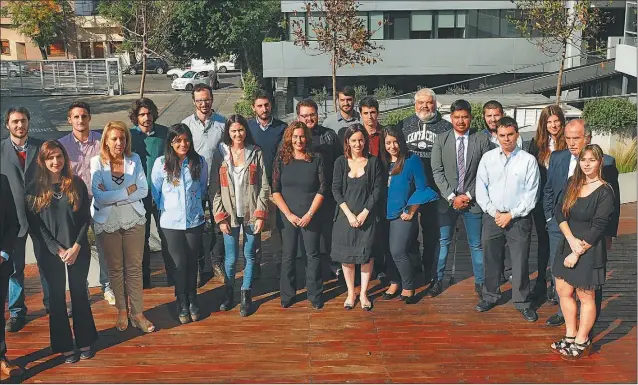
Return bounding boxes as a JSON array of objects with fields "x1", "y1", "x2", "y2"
[
  {"x1": 0, "y1": 0, "x2": 71, "y2": 60},
  {"x1": 292, "y1": 0, "x2": 384, "y2": 111},
  {"x1": 509, "y1": 0, "x2": 608, "y2": 103}
]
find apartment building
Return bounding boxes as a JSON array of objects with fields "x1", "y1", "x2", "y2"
[{"x1": 614, "y1": 0, "x2": 637, "y2": 92}]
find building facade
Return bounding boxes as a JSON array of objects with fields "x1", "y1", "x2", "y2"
[{"x1": 614, "y1": 0, "x2": 637, "y2": 92}]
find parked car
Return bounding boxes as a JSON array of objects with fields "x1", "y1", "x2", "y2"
[
  {"x1": 167, "y1": 68, "x2": 187, "y2": 80},
  {"x1": 171, "y1": 70, "x2": 219, "y2": 91},
  {"x1": 126, "y1": 57, "x2": 169, "y2": 75},
  {"x1": 0, "y1": 62, "x2": 31, "y2": 77},
  {"x1": 216, "y1": 58, "x2": 236, "y2": 73}
]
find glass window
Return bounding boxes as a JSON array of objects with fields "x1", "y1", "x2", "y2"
[
  {"x1": 466, "y1": 10, "x2": 478, "y2": 38},
  {"x1": 626, "y1": 3, "x2": 637, "y2": 35},
  {"x1": 388, "y1": 12, "x2": 411, "y2": 39},
  {"x1": 356, "y1": 12, "x2": 368, "y2": 31},
  {"x1": 370, "y1": 12, "x2": 384, "y2": 40},
  {"x1": 307, "y1": 13, "x2": 321, "y2": 40},
  {"x1": 288, "y1": 14, "x2": 306, "y2": 41},
  {"x1": 437, "y1": 11, "x2": 463, "y2": 39},
  {"x1": 477, "y1": 10, "x2": 500, "y2": 38},
  {"x1": 1, "y1": 40, "x2": 9, "y2": 55},
  {"x1": 456, "y1": 11, "x2": 467, "y2": 38},
  {"x1": 500, "y1": 9, "x2": 519, "y2": 37},
  {"x1": 47, "y1": 41, "x2": 65, "y2": 56},
  {"x1": 410, "y1": 11, "x2": 431, "y2": 39}
]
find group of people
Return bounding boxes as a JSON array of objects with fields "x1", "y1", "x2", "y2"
[{"x1": 0, "y1": 83, "x2": 621, "y2": 375}]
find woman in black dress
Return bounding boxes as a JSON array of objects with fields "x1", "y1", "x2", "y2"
[
  {"x1": 272, "y1": 121, "x2": 327, "y2": 309},
  {"x1": 25, "y1": 140, "x2": 97, "y2": 363},
  {"x1": 331, "y1": 124, "x2": 383, "y2": 311},
  {"x1": 551, "y1": 144, "x2": 615, "y2": 360}
]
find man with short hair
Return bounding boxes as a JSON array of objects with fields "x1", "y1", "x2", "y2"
[
  {"x1": 430, "y1": 99, "x2": 491, "y2": 298},
  {"x1": 475, "y1": 117, "x2": 540, "y2": 322},
  {"x1": 181, "y1": 83, "x2": 226, "y2": 285},
  {"x1": 482, "y1": 100, "x2": 522, "y2": 148},
  {"x1": 396, "y1": 88, "x2": 452, "y2": 282},
  {"x1": 1, "y1": 107, "x2": 49, "y2": 333},
  {"x1": 58, "y1": 102, "x2": 115, "y2": 306},
  {"x1": 129, "y1": 98, "x2": 173, "y2": 288},
  {"x1": 322, "y1": 85, "x2": 361, "y2": 132},
  {"x1": 542, "y1": 119, "x2": 620, "y2": 327}
]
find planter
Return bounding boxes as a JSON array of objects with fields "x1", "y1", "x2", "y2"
[{"x1": 618, "y1": 171, "x2": 637, "y2": 204}]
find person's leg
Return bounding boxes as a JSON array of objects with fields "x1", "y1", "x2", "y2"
[
  {"x1": 389, "y1": 218, "x2": 418, "y2": 298},
  {"x1": 162, "y1": 228, "x2": 187, "y2": 298},
  {"x1": 67, "y1": 249, "x2": 97, "y2": 349},
  {"x1": 7, "y1": 234, "x2": 28, "y2": 321},
  {"x1": 462, "y1": 211, "x2": 484, "y2": 287},
  {"x1": 141, "y1": 196, "x2": 154, "y2": 288},
  {"x1": 419, "y1": 201, "x2": 440, "y2": 282},
  {"x1": 98, "y1": 231, "x2": 126, "y2": 312},
  {"x1": 152, "y1": 208, "x2": 175, "y2": 285},
  {"x1": 279, "y1": 220, "x2": 299, "y2": 306},
  {"x1": 184, "y1": 225, "x2": 204, "y2": 319},
  {"x1": 29, "y1": 234, "x2": 51, "y2": 311},
  {"x1": 505, "y1": 216, "x2": 533, "y2": 311},
  {"x1": 531, "y1": 203, "x2": 550, "y2": 295},
  {"x1": 223, "y1": 226, "x2": 240, "y2": 288},
  {"x1": 373, "y1": 219, "x2": 388, "y2": 279},
  {"x1": 434, "y1": 206, "x2": 455, "y2": 284},
  {"x1": 121, "y1": 224, "x2": 146, "y2": 317},
  {"x1": 342, "y1": 263, "x2": 356, "y2": 306},
  {"x1": 575, "y1": 289, "x2": 597, "y2": 343},
  {"x1": 241, "y1": 222, "x2": 256, "y2": 290},
  {"x1": 93, "y1": 223, "x2": 112, "y2": 297},
  {"x1": 360, "y1": 259, "x2": 374, "y2": 307},
  {"x1": 320, "y1": 200, "x2": 339, "y2": 275},
  {"x1": 555, "y1": 278, "x2": 577, "y2": 338},
  {"x1": 547, "y1": 218, "x2": 564, "y2": 318},
  {"x1": 38, "y1": 251, "x2": 74, "y2": 354},
  {"x1": 301, "y1": 223, "x2": 323, "y2": 306},
  {"x1": 480, "y1": 215, "x2": 505, "y2": 306}
]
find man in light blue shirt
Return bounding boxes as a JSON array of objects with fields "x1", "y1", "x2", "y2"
[
  {"x1": 475, "y1": 117, "x2": 540, "y2": 322},
  {"x1": 321, "y1": 85, "x2": 360, "y2": 132}
]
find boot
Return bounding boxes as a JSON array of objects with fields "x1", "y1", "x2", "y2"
[
  {"x1": 176, "y1": 294, "x2": 190, "y2": 324},
  {"x1": 212, "y1": 263, "x2": 225, "y2": 284},
  {"x1": 219, "y1": 284, "x2": 234, "y2": 311},
  {"x1": 188, "y1": 292, "x2": 200, "y2": 322},
  {"x1": 240, "y1": 289, "x2": 252, "y2": 317}
]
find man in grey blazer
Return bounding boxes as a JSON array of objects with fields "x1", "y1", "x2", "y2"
[
  {"x1": 0, "y1": 106, "x2": 49, "y2": 333},
  {"x1": 430, "y1": 100, "x2": 492, "y2": 298}
]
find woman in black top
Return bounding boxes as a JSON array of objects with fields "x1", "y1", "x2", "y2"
[
  {"x1": 25, "y1": 140, "x2": 97, "y2": 363},
  {"x1": 272, "y1": 121, "x2": 327, "y2": 309},
  {"x1": 331, "y1": 124, "x2": 383, "y2": 311},
  {"x1": 551, "y1": 144, "x2": 614, "y2": 360}
]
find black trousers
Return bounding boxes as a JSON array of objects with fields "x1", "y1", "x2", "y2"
[
  {"x1": 482, "y1": 214, "x2": 532, "y2": 310},
  {"x1": 411, "y1": 201, "x2": 440, "y2": 279},
  {"x1": 531, "y1": 201, "x2": 550, "y2": 285},
  {"x1": 142, "y1": 196, "x2": 174, "y2": 279},
  {"x1": 297, "y1": 200, "x2": 337, "y2": 271},
  {"x1": 373, "y1": 218, "x2": 389, "y2": 277},
  {"x1": 164, "y1": 225, "x2": 203, "y2": 298},
  {"x1": 386, "y1": 217, "x2": 419, "y2": 290},
  {"x1": 0, "y1": 258, "x2": 12, "y2": 358},
  {"x1": 280, "y1": 217, "x2": 323, "y2": 305},
  {"x1": 37, "y1": 247, "x2": 97, "y2": 353}
]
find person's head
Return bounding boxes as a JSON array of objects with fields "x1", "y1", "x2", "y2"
[
  {"x1": 343, "y1": 123, "x2": 370, "y2": 158},
  {"x1": 251, "y1": 90, "x2": 273, "y2": 122},
  {"x1": 564, "y1": 119, "x2": 592, "y2": 157},
  {"x1": 534, "y1": 104, "x2": 567, "y2": 164},
  {"x1": 482, "y1": 100, "x2": 504, "y2": 132},
  {"x1": 192, "y1": 83, "x2": 214, "y2": 116},
  {"x1": 100, "y1": 121, "x2": 132, "y2": 164},
  {"x1": 338, "y1": 85, "x2": 356, "y2": 115},
  {"x1": 222, "y1": 114, "x2": 255, "y2": 147},
  {"x1": 562, "y1": 144, "x2": 608, "y2": 218},
  {"x1": 296, "y1": 99, "x2": 319, "y2": 130},
  {"x1": 450, "y1": 99, "x2": 472, "y2": 135},
  {"x1": 165, "y1": 123, "x2": 202, "y2": 182},
  {"x1": 129, "y1": 98, "x2": 159, "y2": 131},
  {"x1": 359, "y1": 97, "x2": 379, "y2": 131},
  {"x1": 4, "y1": 106, "x2": 30, "y2": 140},
  {"x1": 67, "y1": 101, "x2": 92, "y2": 134},
  {"x1": 414, "y1": 88, "x2": 437, "y2": 121},
  {"x1": 496, "y1": 117, "x2": 520, "y2": 154},
  {"x1": 381, "y1": 126, "x2": 410, "y2": 175},
  {"x1": 279, "y1": 121, "x2": 313, "y2": 165},
  {"x1": 31, "y1": 140, "x2": 79, "y2": 213}
]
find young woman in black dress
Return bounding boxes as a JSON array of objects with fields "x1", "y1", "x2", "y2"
[
  {"x1": 551, "y1": 144, "x2": 615, "y2": 360},
  {"x1": 26, "y1": 140, "x2": 97, "y2": 363},
  {"x1": 331, "y1": 124, "x2": 383, "y2": 311},
  {"x1": 272, "y1": 121, "x2": 327, "y2": 309}
]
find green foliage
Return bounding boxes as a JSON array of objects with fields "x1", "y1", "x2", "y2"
[
  {"x1": 470, "y1": 102, "x2": 488, "y2": 131},
  {"x1": 373, "y1": 85, "x2": 397, "y2": 100},
  {"x1": 311, "y1": 86, "x2": 329, "y2": 108},
  {"x1": 382, "y1": 108, "x2": 413, "y2": 127},
  {"x1": 582, "y1": 98, "x2": 637, "y2": 137},
  {"x1": 263, "y1": 37, "x2": 281, "y2": 42},
  {"x1": 610, "y1": 139, "x2": 637, "y2": 174},
  {"x1": 233, "y1": 70, "x2": 260, "y2": 118},
  {"x1": 353, "y1": 85, "x2": 369, "y2": 102},
  {"x1": 234, "y1": 99, "x2": 255, "y2": 118}
]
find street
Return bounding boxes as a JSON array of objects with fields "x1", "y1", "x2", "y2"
[{"x1": 121, "y1": 72, "x2": 241, "y2": 94}]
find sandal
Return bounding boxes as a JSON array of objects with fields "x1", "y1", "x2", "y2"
[
  {"x1": 550, "y1": 336, "x2": 575, "y2": 355},
  {"x1": 560, "y1": 339, "x2": 592, "y2": 360},
  {"x1": 130, "y1": 315, "x2": 155, "y2": 333},
  {"x1": 116, "y1": 311, "x2": 129, "y2": 332}
]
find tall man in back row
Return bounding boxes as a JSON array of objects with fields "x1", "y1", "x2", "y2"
[{"x1": 322, "y1": 85, "x2": 360, "y2": 132}]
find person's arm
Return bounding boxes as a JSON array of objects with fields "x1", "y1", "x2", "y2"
[
  {"x1": 0, "y1": 177, "x2": 19, "y2": 261},
  {"x1": 603, "y1": 158, "x2": 620, "y2": 237},
  {"x1": 465, "y1": 136, "x2": 491, "y2": 202},
  {"x1": 150, "y1": 158, "x2": 164, "y2": 209},
  {"x1": 543, "y1": 152, "x2": 558, "y2": 222},
  {"x1": 510, "y1": 157, "x2": 540, "y2": 219},
  {"x1": 115, "y1": 155, "x2": 149, "y2": 205},
  {"x1": 90, "y1": 157, "x2": 129, "y2": 205},
  {"x1": 430, "y1": 135, "x2": 454, "y2": 202},
  {"x1": 581, "y1": 186, "x2": 615, "y2": 250},
  {"x1": 73, "y1": 181, "x2": 90, "y2": 246},
  {"x1": 271, "y1": 156, "x2": 299, "y2": 226},
  {"x1": 475, "y1": 156, "x2": 497, "y2": 217},
  {"x1": 406, "y1": 155, "x2": 439, "y2": 207},
  {"x1": 253, "y1": 151, "x2": 270, "y2": 227},
  {"x1": 199, "y1": 155, "x2": 209, "y2": 200},
  {"x1": 332, "y1": 156, "x2": 347, "y2": 207},
  {"x1": 26, "y1": 202, "x2": 63, "y2": 256},
  {"x1": 299, "y1": 155, "x2": 326, "y2": 227},
  {"x1": 210, "y1": 154, "x2": 229, "y2": 224},
  {"x1": 555, "y1": 189, "x2": 585, "y2": 256},
  {"x1": 363, "y1": 158, "x2": 383, "y2": 213}
]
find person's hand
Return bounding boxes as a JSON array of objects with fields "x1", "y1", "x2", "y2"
[
  {"x1": 0, "y1": 257, "x2": 4, "y2": 265},
  {"x1": 285, "y1": 212, "x2": 300, "y2": 227},
  {"x1": 98, "y1": 183, "x2": 106, "y2": 191},
  {"x1": 495, "y1": 212, "x2": 512, "y2": 228},
  {"x1": 219, "y1": 220, "x2": 231, "y2": 235},
  {"x1": 356, "y1": 210, "x2": 369, "y2": 226},
  {"x1": 400, "y1": 211, "x2": 415, "y2": 221},
  {"x1": 452, "y1": 195, "x2": 469, "y2": 210},
  {"x1": 64, "y1": 244, "x2": 81, "y2": 265},
  {"x1": 126, "y1": 184, "x2": 138, "y2": 195},
  {"x1": 605, "y1": 236, "x2": 613, "y2": 251},
  {"x1": 563, "y1": 252, "x2": 579, "y2": 269},
  {"x1": 346, "y1": 212, "x2": 360, "y2": 228},
  {"x1": 58, "y1": 247, "x2": 68, "y2": 261},
  {"x1": 298, "y1": 213, "x2": 313, "y2": 228},
  {"x1": 567, "y1": 236, "x2": 585, "y2": 256},
  {"x1": 253, "y1": 219, "x2": 264, "y2": 233}
]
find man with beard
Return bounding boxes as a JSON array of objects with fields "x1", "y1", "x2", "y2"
[
  {"x1": 482, "y1": 100, "x2": 522, "y2": 149},
  {"x1": 395, "y1": 88, "x2": 452, "y2": 284},
  {"x1": 322, "y1": 86, "x2": 360, "y2": 132}
]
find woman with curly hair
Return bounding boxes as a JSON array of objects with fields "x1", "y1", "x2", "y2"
[{"x1": 272, "y1": 121, "x2": 327, "y2": 309}]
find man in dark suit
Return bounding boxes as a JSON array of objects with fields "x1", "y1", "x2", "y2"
[
  {"x1": 430, "y1": 100, "x2": 492, "y2": 298},
  {"x1": 543, "y1": 119, "x2": 620, "y2": 327},
  {"x1": 0, "y1": 174, "x2": 24, "y2": 378},
  {"x1": 0, "y1": 106, "x2": 49, "y2": 333}
]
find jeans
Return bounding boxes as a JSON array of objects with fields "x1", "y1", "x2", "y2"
[
  {"x1": 142, "y1": 195, "x2": 174, "y2": 280},
  {"x1": 223, "y1": 219, "x2": 256, "y2": 290},
  {"x1": 435, "y1": 207, "x2": 484, "y2": 284},
  {"x1": 387, "y1": 217, "x2": 419, "y2": 290},
  {"x1": 9, "y1": 233, "x2": 50, "y2": 317}
]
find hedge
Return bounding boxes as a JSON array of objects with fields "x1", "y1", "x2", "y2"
[{"x1": 582, "y1": 98, "x2": 637, "y2": 137}]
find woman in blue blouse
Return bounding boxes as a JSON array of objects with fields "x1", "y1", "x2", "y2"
[
  {"x1": 379, "y1": 127, "x2": 438, "y2": 304},
  {"x1": 151, "y1": 123, "x2": 208, "y2": 324}
]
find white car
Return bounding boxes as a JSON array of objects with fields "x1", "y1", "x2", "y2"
[
  {"x1": 0, "y1": 62, "x2": 30, "y2": 77},
  {"x1": 216, "y1": 58, "x2": 236, "y2": 73},
  {"x1": 171, "y1": 70, "x2": 219, "y2": 91},
  {"x1": 167, "y1": 68, "x2": 186, "y2": 80}
]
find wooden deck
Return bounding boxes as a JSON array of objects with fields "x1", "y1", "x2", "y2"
[{"x1": 5, "y1": 203, "x2": 637, "y2": 383}]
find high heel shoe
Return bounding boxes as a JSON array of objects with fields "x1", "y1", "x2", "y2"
[
  {"x1": 116, "y1": 311, "x2": 128, "y2": 331},
  {"x1": 360, "y1": 299, "x2": 373, "y2": 311},
  {"x1": 130, "y1": 315, "x2": 155, "y2": 333},
  {"x1": 343, "y1": 299, "x2": 355, "y2": 310}
]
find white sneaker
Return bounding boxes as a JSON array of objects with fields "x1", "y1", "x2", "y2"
[{"x1": 103, "y1": 288, "x2": 116, "y2": 306}]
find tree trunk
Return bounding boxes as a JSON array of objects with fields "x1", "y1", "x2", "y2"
[
  {"x1": 39, "y1": 46, "x2": 48, "y2": 60},
  {"x1": 555, "y1": 42, "x2": 567, "y2": 104},
  {"x1": 139, "y1": 2, "x2": 147, "y2": 99},
  {"x1": 331, "y1": 51, "x2": 337, "y2": 113}
]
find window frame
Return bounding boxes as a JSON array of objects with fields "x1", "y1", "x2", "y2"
[{"x1": 0, "y1": 40, "x2": 10, "y2": 55}]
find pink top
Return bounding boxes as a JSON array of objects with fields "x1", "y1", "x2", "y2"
[{"x1": 58, "y1": 130, "x2": 102, "y2": 199}]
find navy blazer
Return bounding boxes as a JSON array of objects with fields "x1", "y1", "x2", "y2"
[{"x1": 543, "y1": 149, "x2": 620, "y2": 236}]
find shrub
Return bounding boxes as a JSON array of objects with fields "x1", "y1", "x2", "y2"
[
  {"x1": 240, "y1": 70, "x2": 261, "y2": 101},
  {"x1": 311, "y1": 86, "x2": 329, "y2": 108},
  {"x1": 610, "y1": 138, "x2": 637, "y2": 174},
  {"x1": 233, "y1": 98, "x2": 254, "y2": 118},
  {"x1": 354, "y1": 85, "x2": 369, "y2": 102},
  {"x1": 373, "y1": 84, "x2": 397, "y2": 100},
  {"x1": 470, "y1": 102, "x2": 488, "y2": 132},
  {"x1": 382, "y1": 108, "x2": 413, "y2": 127},
  {"x1": 582, "y1": 98, "x2": 637, "y2": 137}
]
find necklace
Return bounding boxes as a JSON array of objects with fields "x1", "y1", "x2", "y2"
[
  {"x1": 584, "y1": 179, "x2": 599, "y2": 185},
  {"x1": 52, "y1": 191, "x2": 63, "y2": 200}
]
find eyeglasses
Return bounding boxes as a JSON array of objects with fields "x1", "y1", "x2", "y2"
[
  {"x1": 194, "y1": 99, "x2": 212, "y2": 104},
  {"x1": 299, "y1": 113, "x2": 317, "y2": 119}
]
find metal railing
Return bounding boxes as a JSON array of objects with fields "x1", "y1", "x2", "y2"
[{"x1": 0, "y1": 58, "x2": 124, "y2": 96}]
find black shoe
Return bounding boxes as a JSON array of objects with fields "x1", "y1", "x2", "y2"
[
  {"x1": 474, "y1": 283, "x2": 483, "y2": 300},
  {"x1": 79, "y1": 348, "x2": 95, "y2": 360},
  {"x1": 475, "y1": 300, "x2": 496, "y2": 312},
  {"x1": 62, "y1": 352, "x2": 79, "y2": 364},
  {"x1": 240, "y1": 289, "x2": 252, "y2": 317},
  {"x1": 381, "y1": 291, "x2": 399, "y2": 300},
  {"x1": 546, "y1": 313, "x2": 565, "y2": 327},
  {"x1": 281, "y1": 300, "x2": 293, "y2": 308},
  {"x1": 428, "y1": 280, "x2": 443, "y2": 297},
  {"x1": 176, "y1": 295, "x2": 190, "y2": 324},
  {"x1": 311, "y1": 301, "x2": 323, "y2": 310},
  {"x1": 219, "y1": 285, "x2": 234, "y2": 311},
  {"x1": 188, "y1": 292, "x2": 200, "y2": 321},
  {"x1": 519, "y1": 308, "x2": 538, "y2": 322},
  {"x1": 5, "y1": 317, "x2": 25, "y2": 332},
  {"x1": 253, "y1": 264, "x2": 261, "y2": 280},
  {"x1": 399, "y1": 294, "x2": 417, "y2": 304}
]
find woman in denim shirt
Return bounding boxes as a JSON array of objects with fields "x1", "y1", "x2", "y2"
[
  {"x1": 379, "y1": 127, "x2": 438, "y2": 304},
  {"x1": 151, "y1": 123, "x2": 208, "y2": 324}
]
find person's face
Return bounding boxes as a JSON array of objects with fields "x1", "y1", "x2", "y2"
[
  {"x1": 45, "y1": 148, "x2": 65, "y2": 174},
  {"x1": 483, "y1": 108, "x2": 503, "y2": 131},
  {"x1": 67, "y1": 107, "x2": 91, "y2": 133},
  {"x1": 252, "y1": 98, "x2": 272, "y2": 121},
  {"x1": 451, "y1": 109, "x2": 471, "y2": 135},
  {"x1": 107, "y1": 129, "x2": 126, "y2": 157},
  {"x1": 6, "y1": 112, "x2": 29, "y2": 139},
  {"x1": 171, "y1": 133, "x2": 191, "y2": 158},
  {"x1": 564, "y1": 124, "x2": 590, "y2": 157},
  {"x1": 414, "y1": 95, "x2": 435, "y2": 121},
  {"x1": 497, "y1": 125, "x2": 519, "y2": 153},
  {"x1": 579, "y1": 150, "x2": 601, "y2": 179},
  {"x1": 229, "y1": 122, "x2": 246, "y2": 146},
  {"x1": 193, "y1": 90, "x2": 213, "y2": 115},
  {"x1": 348, "y1": 131, "x2": 365, "y2": 157},
  {"x1": 384, "y1": 135, "x2": 400, "y2": 158},
  {"x1": 137, "y1": 107, "x2": 154, "y2": 131},
  {"x1": 360, "y1": 106, "x2": 379, "y2": 129},
  {"x1": 338, "y1": 93, "x2": 354, "y2": 114},
  {"x1": 546, "y1": 114, "x2": 563, "y2": 137},
  {"x1": 298, "y1": 106, "x2": 318, "y2": 130},
  {"x1": 291, "y1": 128, "x2": 307, "y2": 152}
]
